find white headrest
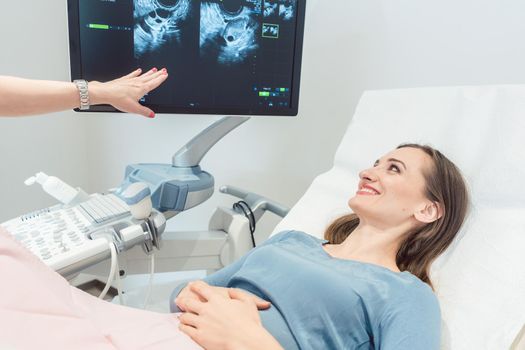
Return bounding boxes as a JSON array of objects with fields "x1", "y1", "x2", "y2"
[{"x1": 273, "y1": 86, "x2": 525, "y2": 349}]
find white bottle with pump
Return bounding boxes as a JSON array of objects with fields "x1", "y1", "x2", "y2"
[{"x1": 25, "y1": 172, "x2": 79, "y2": 205}]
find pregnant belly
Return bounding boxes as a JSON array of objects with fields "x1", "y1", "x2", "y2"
[{"x1": 259, "y1": 305, "x2": 300, "y2": 350}]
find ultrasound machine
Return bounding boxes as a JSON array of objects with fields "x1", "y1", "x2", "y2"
[{"x1": 2, "y1": 0, "x2": 305, "y2": 303}]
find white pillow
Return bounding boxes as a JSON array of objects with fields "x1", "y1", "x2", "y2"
[{"x1": 273, "y1": 86, "x2": 525, "y2": 349}]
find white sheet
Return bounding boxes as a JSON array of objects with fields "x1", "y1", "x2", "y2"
[
  {"x1": 0, "y1": 226, "x2": 202, "y2": 349},
  {"x1": 273, "y1": 86, "x2": 525, "y2": 349}
]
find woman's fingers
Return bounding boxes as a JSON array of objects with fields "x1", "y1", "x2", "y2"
[
  {"x1": 228, "y1": 288, "x2": 250, "y2": 302},
  {"x1": 138, "y1": 107, "x2": 155, "y2": 118},
  {"x1": 229, "y1": 288, "x2": 271, "y2": 309},
  {"x1": 178, "y1": 311, "x2": 201, "y2": 328},
  {"x1": 178, "y1": 323, "x2": 198, "y2": 341},
  {"x1": 254, "y1": 298, "x2": 272, "y2": 310},
  {"x1": 143, "y1": 72, "x2": 168, "y2": 93},
  {"x1": 175, "y1": 298, "x2": 186, "y2": 312},
  {"x1": 178, "y1": 297, "x2": 205, "y2": 315},
  {"x1": 112, "y1": 68, "x2": 142, "y2": 82},
  {"x1": 138, "y1": 67, "x2": 159, "y2": 80},
  {"x1": 138, "y1": 67, "x2": 167, "y2": 84},
  {"x1": 188, "y1": 280, "x2": 272, "y2": 310},
  {"x1": 189, "y1": 281, "x2": 217, "y2": 302},
  {"x1": 130, "y1": 102, "x2": 154, "y2": 118},
  {"x1": 175, "y1": 285, "x2": 207, "y2": 311},
  {"x1": 123, "y1": 68, "x2": 143, "y2": 79}
]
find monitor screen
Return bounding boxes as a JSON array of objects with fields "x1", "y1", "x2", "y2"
[{"x1": 67, "y1": 0, "x2": 306, "y2": 116}]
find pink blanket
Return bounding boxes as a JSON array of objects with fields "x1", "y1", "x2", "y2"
[{"x1": 0, "y1": 227, "x2": 203, "y2": 350}]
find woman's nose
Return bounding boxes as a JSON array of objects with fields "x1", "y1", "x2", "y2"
[{"x1": 359, "y1": 167, "x2": 378, "y2": 181}]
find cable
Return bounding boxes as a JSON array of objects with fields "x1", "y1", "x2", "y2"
[
  {"x1": 143, "y1": 253, "x2": 155, "y2": 309},
  {"x1": 233, "y1": 200, "x2": 256, "y2": 247},
  {"x1": 99, "y1": 242, "x2": 117, "y2": 300}
]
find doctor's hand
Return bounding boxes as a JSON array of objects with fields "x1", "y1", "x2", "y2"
[
  {"x1": 89, "y1": 67, "x2": 168, "y2": 118},
  {"x1": 175, "y1": 280, "x2": 271, "y2": 312},
  {"x1": 178, "y1": 282, "x2": 284, "y2": 350}
]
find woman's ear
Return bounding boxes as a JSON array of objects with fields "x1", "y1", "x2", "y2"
[{"x1": 414, "y1": 201, "x2": 443, "y2": 223}]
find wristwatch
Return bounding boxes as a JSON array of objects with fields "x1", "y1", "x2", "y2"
[{"x1": 73, "y1": 79, "x2": 90, "y2": 110}]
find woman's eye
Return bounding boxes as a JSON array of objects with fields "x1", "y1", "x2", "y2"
[{"x1": 389, "y1": 164, "x2": 400, "y2": 173}]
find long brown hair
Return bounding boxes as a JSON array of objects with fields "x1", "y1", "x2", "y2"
[{"x1": 324, "y1": 144, "x2": 469, "y2": 288}]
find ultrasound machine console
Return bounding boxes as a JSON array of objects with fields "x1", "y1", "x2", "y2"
[{"x1": 1, "y1": 117, "x2": 247, "y2": 277}]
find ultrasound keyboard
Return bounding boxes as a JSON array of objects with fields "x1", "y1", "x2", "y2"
[
  {"x1": 1, "y1": 193, "x2": 130, "y2": 272},
  {"x1": 79, "y1": 193, "x2": 129, "y2": 224}
]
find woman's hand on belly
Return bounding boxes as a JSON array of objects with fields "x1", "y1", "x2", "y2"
[
  {"x1": 175, "y1": 281, "x2": 271, "y2": 312},
  {"x1": 178, "y1": 282, "x2": 283, "y2": 350}
]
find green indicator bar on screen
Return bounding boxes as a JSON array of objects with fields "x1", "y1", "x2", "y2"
[
  {"x1": 280, "y1": 88, "x2": 286, "y2": 92},
  {"x1": 89, "y1": 23, "x2": 109, "y2": 30},
  {"x1": 259, "y1": 91, "x2": 270, "y2": 97}
]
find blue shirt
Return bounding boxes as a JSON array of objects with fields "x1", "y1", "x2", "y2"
[{"x1": 195, "y1": 231, "x2": 440, "y2": 349}]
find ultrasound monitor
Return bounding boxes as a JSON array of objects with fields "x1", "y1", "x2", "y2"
[{"x1": 67, "y1": 0, "x2": 306, "y2": 116}]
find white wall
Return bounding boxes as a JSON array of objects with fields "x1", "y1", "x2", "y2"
[
  {"x1": 0, "y1": 0, "x2": 89, "y2": 221},
  {"x1": 2, "y1": 0, "x2": 525, "y2": 238}
]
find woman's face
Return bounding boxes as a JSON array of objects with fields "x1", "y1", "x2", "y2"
[{"x1": 348, "y1": 147, "x2": 435, "y2": 228}]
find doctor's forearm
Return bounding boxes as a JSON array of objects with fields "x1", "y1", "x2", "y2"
[{"x1": 0, "y1": 76, "x2": 105, "y2": 117}]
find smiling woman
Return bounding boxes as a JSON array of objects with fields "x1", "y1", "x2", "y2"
[
  {"x1": 325, "y1": 143, "x2": 469, "y2": 287},
  {"x1": 174, "y1": 143, "x2": 470, "y2": 350}
]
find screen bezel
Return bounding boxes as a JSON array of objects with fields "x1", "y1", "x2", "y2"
[{"x1": 67, "y1": 0, "x2": 306, "y2": 116}]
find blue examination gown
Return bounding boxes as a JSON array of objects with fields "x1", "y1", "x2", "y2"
[{"x1": 190, "y1": 231, "x2": 441, "y2": 349}]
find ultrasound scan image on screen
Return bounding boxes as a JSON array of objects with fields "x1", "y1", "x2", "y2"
[
  {"x1": 134, "y1": 0, "x2": 192, "y2": 59},
  {"x1": 69, "y1": 0, "x2": 305, "y2": 116},
  {"x1": 199, "y1": 1, "x2": 259, "y2": 66}
]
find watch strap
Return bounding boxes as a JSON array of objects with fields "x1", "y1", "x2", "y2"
[{"x1": 73, "y1": 79, "x2": 90, "y2": 110}]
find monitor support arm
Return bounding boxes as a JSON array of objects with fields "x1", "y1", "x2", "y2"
[{"x1": 172, "y1": 116, "x2": 250, "y2": 167}]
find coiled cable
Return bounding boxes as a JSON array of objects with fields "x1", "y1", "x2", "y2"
[{"x1": 232, "y1": 200, "x2": 256, "y2": 247}]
